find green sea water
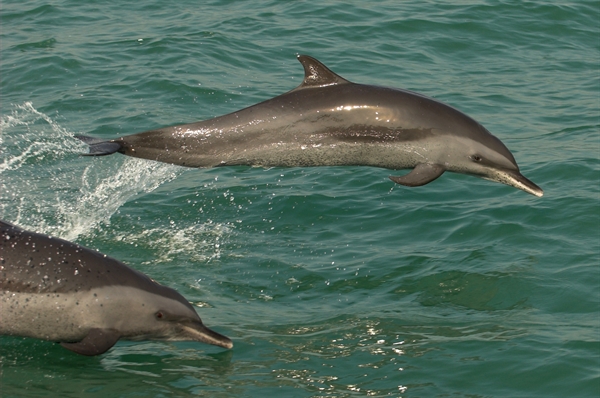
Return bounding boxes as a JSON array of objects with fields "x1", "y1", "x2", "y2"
[{"x1": 1, "y1": 1, "x2": 598, "y2": 396}]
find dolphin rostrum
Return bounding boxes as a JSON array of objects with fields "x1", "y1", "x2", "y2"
[
  {"x1": 0, "y1": 220, "x2": 233, "y2": 356},
  {"x1": 76, "y1": 55, "x2": 543, "y2": 197}
]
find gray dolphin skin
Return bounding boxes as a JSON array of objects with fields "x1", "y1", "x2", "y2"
[
  {"x1": 76, "y1": 55, "x2": 543, "y2": 197},
  {"x1": 0, "y1": 220, "x2": 233, "y2": 356}
]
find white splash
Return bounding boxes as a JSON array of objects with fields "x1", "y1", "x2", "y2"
[
  {"x1": 115, "y1": 221, "x2": 234, "y2": 264},
  {"x1": 0, "y1": 102, "x2": 182, "y2": 241}
]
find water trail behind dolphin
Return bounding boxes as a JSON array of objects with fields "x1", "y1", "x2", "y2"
[{"x1": 0, "y1": 102, "x2": 182, "y2": 240}]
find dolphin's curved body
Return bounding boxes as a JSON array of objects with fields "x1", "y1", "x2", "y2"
[
  {"x1": 0, "y1": 220, "x2": 232, "y2": 356},
  {"x1": 77, "y1": 55, "x2": 543, "y2": 197}
]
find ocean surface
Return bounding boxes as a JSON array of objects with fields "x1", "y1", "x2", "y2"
[{"x1": 1, "y1": 1, "x2": 598, "y2": 396}]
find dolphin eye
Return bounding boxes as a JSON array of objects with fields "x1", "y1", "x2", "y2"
[
  {"x1": 155, "y1": 311, "x2": 164, "y2": 319},
  {"x1": 470, "y1": 155, "x2": 482, "y2": 162}
]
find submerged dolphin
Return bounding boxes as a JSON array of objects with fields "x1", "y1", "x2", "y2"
[
  {"x1": 0, "y1": 220, "x2": 232, "y2": 356},
  {"x1": 77, "y1": 55, "x2": 543, "y2": 197}
]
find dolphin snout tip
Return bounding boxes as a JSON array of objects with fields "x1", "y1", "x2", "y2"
[
  {"x1": 190, "y1": 322, "x2": 234, "y2": 349},
  {"x1": 211, "y1": 336, "x2": 233, "y2": 350},
  {"x1": 204, "y1": 333, "x2": 233, "y2": 350},
  {"x1": 485, "y1": 169, "x2": 543, "y2": 197},
  {"x1": 202, "y1": 335, "x2": 233, "y2": 350},
  {"x1": 221, "y1": 339, "x2": 234, "y2": 350},
  {"x1": 532, "y1": 188, "x2": 544, "y2": 198},
  {"x1": 510, "y1": 171, "x2": 543, "y2": 198}
]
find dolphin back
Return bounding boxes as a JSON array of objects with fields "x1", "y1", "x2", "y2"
[{"x1": 0, "y1": 220, "x2": 175, "y2": 298}]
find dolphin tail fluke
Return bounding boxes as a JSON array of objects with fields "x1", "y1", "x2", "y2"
[
  {"x1": 75, "y1": 135, "x2": 122, "y2": 156},
  {"x1": 389, "y1": 163, "x2": 445, "y2": 187}
]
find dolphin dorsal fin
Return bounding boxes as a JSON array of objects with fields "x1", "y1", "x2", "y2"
[{"x1": 295, "y1": 55, "x2": 350, "y2": 89}]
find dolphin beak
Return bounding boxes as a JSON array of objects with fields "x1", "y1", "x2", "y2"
[
  {"x1": 488, "y1": 169, "x2": 544, "y2": 197},
  {"x1": 185, "y1": 322, "x2": 233, "y2": 349}
]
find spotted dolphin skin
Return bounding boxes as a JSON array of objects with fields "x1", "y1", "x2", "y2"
[
  {"x1": 77, "y1": 55, "x2": 543, "y2": 197},
  {"x1": 0, "y1": 220, "x2": 232, "y2": 356}
]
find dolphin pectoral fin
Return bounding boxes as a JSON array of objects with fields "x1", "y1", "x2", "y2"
[
  {"x1": 60, "y1": 328, "x2": 120, "y2": 356},
  {"x1": 389, "y1": 163, "x2": 445, "y2": 187},
  {"x1": 75, "y1": 135, "x2": 123, "y2": 156}
]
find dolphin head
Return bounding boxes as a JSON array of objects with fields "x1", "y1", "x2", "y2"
[
  {"x1": 443, "y1": 128, "x2": 543, "y2": 197},
  {"x1": 149, "y1": 307, "x2": 233, "y2": 349},
  {"x1": 126, "y1": 286, "x2": 233, "y2": 350}
]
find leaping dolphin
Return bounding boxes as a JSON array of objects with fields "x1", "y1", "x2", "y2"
[
  {"x1": 76, "y1": 55, "x2": 543, "y2": 197},
  {"x1": 0, "y1": 220, "x2": 233, "y2": 356}
]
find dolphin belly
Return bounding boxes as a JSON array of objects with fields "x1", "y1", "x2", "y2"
[{"x1": 0, "y1": 291, "x2": 86, "y2": 341}]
